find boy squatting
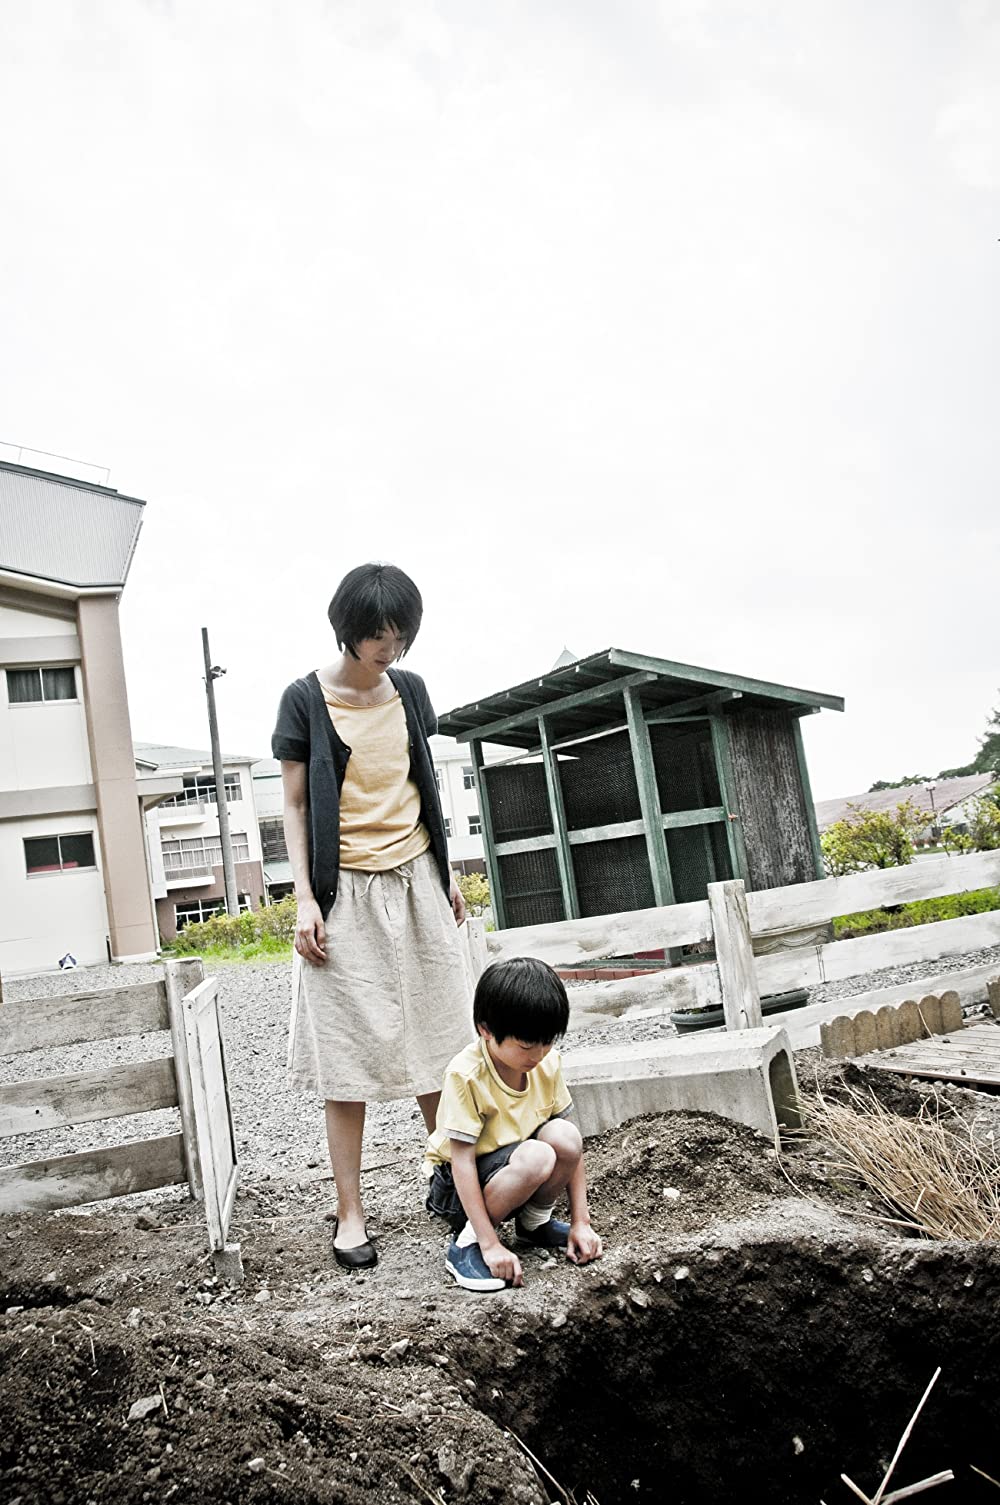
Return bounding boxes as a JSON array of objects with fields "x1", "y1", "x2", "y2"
[{"x1": 422, "y1": 957, "x2": 604, "y2": 1292}]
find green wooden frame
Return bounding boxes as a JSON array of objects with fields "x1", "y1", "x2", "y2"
[
  {"x1": 470, "y1": 738, "x2": 507, "y2": 930},
  {"x1": 623, "y1": 686, "x2": 675, "y2": 907},
  {"x1": 792, "y1": 712, "x2": 826, "y2": 880},
  {"x1": 539, "y1": 717, "x2": 579, "y2": 920},
  {"x1": 710, "y1": 713, "x2": 749, "y2": 885}
]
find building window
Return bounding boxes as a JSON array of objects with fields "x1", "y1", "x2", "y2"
[
  {"x1": 25, "y1": 832, "x2": 96, "y2": 874},
  {"x1": 468, "y1": 813, "x2": 482, "y2": 835},
  {"x1": 174, "y1": 895, "x2": 251, "y2": 930},
  {"x1": 161, "y1": 833, "x2": 251, "y2": 875},
  {"x1": 259, "y1": 817, "x2": 288, "y2": 862},
  {"x1": 435, "y1": 767, "x2": 443, "y2": 792},
  {"x1": 160, "y1": 772, "x2": 243, "y2": 808},
  {"x1": 7, "y1": 666, "x2": 77, "y2": 704},
  {"x1": 462, "y1": 765, "x2": 475, "y2": 790},
  {"x1": 444, "y1": 818, "x2": 453, "y2": 838}
]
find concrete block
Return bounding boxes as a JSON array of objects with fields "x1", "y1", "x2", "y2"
[
  {"x1": 919, "y1": 995, "x2": 943, "y2": 1036},
  {"x1": 895, "y1": 1000, "x2": 922, "y2": 1045},
  {"x1": 852, "y1": 1011, "x2": 878, "y2": 1057},
  {"x1": 820, "y1": 1015, "x2": 857, "y2": 1059},
  {"x1": 562, "y1": 1026, "x2": 800, "y2": 1152},
  {"x1": 939, "y1": 990, "x2": 964, "y2": 1033},
  {"x1": 875, "y1": 1005, "x2": 898, "y2": 1050},
  {"x1": 988, "y1": 978, "x2": 1000, "y2": 1021}
]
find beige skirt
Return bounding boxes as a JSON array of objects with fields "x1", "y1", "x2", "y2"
[{"x1": 288, "y1": 851, "x2": 474, "y2": 1100}]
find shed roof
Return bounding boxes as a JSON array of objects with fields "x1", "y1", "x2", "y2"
[
  {"x1": 815, "y1": 772, "x2": 994, "y2": 831},
  {"x1": 0, "y1": 462, "x2": 145, "y2": 590},
  {"x1": 439, "y1": 647, "x2": 844, "y2": 749}
]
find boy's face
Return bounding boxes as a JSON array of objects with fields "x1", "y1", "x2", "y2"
[{"x1": 479, "y1": 1027, "x2": 553, "y2": 1076}]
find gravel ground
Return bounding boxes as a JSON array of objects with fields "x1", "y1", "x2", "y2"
[{"x1": 4, "y1": 939, "x2": 1000, "y2": 1181}]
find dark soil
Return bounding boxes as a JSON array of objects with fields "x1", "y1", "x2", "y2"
[{"x1": 3, "y1": 1063, "x2": 1000, "y2": 1505}]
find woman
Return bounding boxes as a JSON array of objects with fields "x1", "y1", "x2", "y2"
[{"x1": 272, "y1": 563, "x2": 472, "y2": 1269}]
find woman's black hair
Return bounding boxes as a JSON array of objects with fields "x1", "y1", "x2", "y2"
[
  {"x1": 328, "y1": 563, "x2": 423, "y2": 659},
  {"x1": 473, "y1": 957, "x2": 570, "y2": 1045}
]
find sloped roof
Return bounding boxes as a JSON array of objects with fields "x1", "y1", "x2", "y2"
[
  {"x1": 135, "y1": 741, "x2": 260, "y2": 771},
  {"x1": 0, "y1": 462, "x2": 145, "y2": 590},
  {"x1": 815, "y1": 773, "x2": 994, "y2": 831},
  {"x1": 440, "y1": 647, "x2": 844, "y2": 749}
]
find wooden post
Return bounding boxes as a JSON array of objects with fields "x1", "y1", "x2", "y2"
[
  {"x1": 792, "y1": 713, "x2": 826, "y2": 880},
  {"x1": 465, "y1": 916, "x2": 490, "y2": 982},
  {"x1": 470, "y1": 738, "x2": 507, "y2": 930},
  {"x1": 988, "y1": 978, "x2": 1000, "y2": 1021},
  {"x1": 709, "y1": 714, "x2": 749, "y2": 883},
  {"x1": 708, "y1": 880, "x2": 763, "y2": 1031},
  {"x1": 624, "y1": 687, "x2": 675, "y2": 907},
  {"x1": 539, "y1": 716, "x2": 580, "y2": 921},
  {"x1": 165, "y1": 956, "x2": 206, "y2": 1200}
]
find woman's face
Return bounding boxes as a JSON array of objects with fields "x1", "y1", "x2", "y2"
[{"x1": 353, "y1": 625, "x2": 407, "y2": 673}]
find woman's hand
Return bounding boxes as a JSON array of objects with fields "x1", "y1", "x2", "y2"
[
  {"x1": 449, "y1": 878, "x2": 466, "y2": 926},
  {"x1": 295, "y1": 897, "x2": 327, "y2": 965}
]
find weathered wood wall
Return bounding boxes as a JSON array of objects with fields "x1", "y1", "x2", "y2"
[{"x1": 727, "y1": 709, "x2": 815, "y2": 891}]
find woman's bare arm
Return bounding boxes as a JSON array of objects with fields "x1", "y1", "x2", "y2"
[{"x1": 281, "y1": 761, "x2": 326, "y2": 965}]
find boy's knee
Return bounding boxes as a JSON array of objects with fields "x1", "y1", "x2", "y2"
[
  {"x1": 541, "y1": 1119, "x2": 583, "y2": 1160},
  {"x1": 512, "y1": 1139, "x2": 557, "y2": 1182}
]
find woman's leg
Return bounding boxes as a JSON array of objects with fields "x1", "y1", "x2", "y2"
[
  {"x1": 416, "y1": 1089, "x2": 440, "y2": 1133},
  {"x1": 325, "y1": 1100, "x2": 367, "y2": 1248}
]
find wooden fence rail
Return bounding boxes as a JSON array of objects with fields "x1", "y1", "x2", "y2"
[{"x1": 463, "y1": 848, "x2": 1000, "y2": 1038}]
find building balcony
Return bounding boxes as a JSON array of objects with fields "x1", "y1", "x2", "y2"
[
  {"x1": 163, "y1": 864, "x2": 215, "y2": 889},
  {"x1": 158, "y1": 803, "x2": 208, "y2": 827}
]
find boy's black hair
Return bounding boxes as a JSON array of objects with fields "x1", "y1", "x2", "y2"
[
  {"x1": 473, "y1": 957, "x2": 570, "y2": 1045},
  {"x1": 328, "y1": 563, "x2": 423, "y2": 659}
]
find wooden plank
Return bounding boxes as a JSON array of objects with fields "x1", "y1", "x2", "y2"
[
  {"x1": 182, "y1": 977, "x2": 240, "y2": 1251},
  {"x1": 487, "y1": 895, "x2": 712, "y2": 966},
  {"x1": 608, "y1": 648, "x2": 845, "y2": 713},
  {"x1": 624, "y1": 686, "x2": 675, "y2": 907},
  {"x1": 708, "y1": 880, "x2": 763, "y2": 1030},
  {"x1": 539, "y1": 718, "x2": 579, "y2": 920},
  {"x1": 455, "y1": 670, "x2": 659, "y2": 742},
  {"x1": 645, "y1": 690, "x2": 742, "y2": 724},
  {"x1": 566, "y1": 958, "x2": 722, "y2": 1030},
  {"x1": 0, "y1": 1058, "x2": 178, "y2": 1138},
  {"x1": 0, "y1": 1132, "x2": 186, "y2": 1214},
  {"x1": 661, "y1": 806, "x2": 725, "y2": 830},
  {"x1": 165, "y1": 957, "x2": 206, "y2": 1199},
  {"x1": 755, "y1": 907, "x2": 1000, "y2": 995},
  {"x1": 463, "y1": 917, "x2": 490, "y2": 981},
  {"x1": 472, "y1": 739, "x2": 507, "y2": 930},
  {"x1": 792, "y1": 716, "x2": 826, "y2": 880},
  {"x1": 747, "y1": 850, "x2": 1000, "y2": 937},
  {"x1": 0, "y1": 981, "x2": 169, "y2": 1055},
  {"x1": 709, "y1": 713, "x2": 749, "y2": 882}
]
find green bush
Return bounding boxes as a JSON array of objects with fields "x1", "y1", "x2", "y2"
[
  {"x1": 833, "y1": 887, "x2": 1000, "y2": 939},
  {"x1": 167, "y1": 894, "x2": 297, "y2": 958}
]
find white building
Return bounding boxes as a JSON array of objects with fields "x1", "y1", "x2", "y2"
[
  {"x1": 0, "y1": 460, "x2": 164, "y2": 976},
  {"x1": 137, "y1": 744, "x2": 266, "y2": 940}
]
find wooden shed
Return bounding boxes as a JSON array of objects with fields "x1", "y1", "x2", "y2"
[{"x1": 438, "y1": 648, "x2": 843, "y2": 932}]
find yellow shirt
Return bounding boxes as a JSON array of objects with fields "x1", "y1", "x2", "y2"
[
  {"x1": 325, "y1": 690, "x2": 431, "y2": 871},
  {"x1": 422, "y1": 1038, "x2": 573, "y2": 1174}
]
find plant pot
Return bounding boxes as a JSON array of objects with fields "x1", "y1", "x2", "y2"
[{"x1": 671, "y1": 989, "x2": 809, "y2": 1035}]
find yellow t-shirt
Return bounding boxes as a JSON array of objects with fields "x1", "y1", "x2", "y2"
[
  {"x1": 422, "y1": 1037, "x2": 573, "y2": 1175},
  {"x1": 325, "y1": 689, "x2": 431, "y2": 871}
]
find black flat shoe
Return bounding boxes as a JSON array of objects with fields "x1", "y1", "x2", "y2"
[{"x1": 332, "y1": 1217, "x2": 378, "y2": 1271}]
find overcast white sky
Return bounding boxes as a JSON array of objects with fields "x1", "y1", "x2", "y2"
[{"x1": 2, "y1": 1, "x2": 998, "y2": 799}]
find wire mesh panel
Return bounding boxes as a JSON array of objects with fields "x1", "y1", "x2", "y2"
[
  {"x1": 560, "y1": 730, "x2": 642, "y2": 830},
  {"x1": 664, "y1": 823, "x2": 731, "y2": 902},
  {"x1": 496, "y1": 848, "x2": 564, "y2": 928},
  {"x1": 572, "y1": 835, "x2": 656, "y2": 918},
  {"x1": 650, "y1": 722, "x2": 722, "y2": 813},
  {"x1": 484, "y1": 763, "x2": 552, "y2": 842}
]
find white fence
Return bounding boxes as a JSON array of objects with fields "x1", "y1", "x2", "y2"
[{"x1": 464, "y1": 849, "x2": 1000, "y2": 1041}]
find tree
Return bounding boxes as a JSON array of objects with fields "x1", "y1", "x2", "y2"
[
  {"x1": 867, "y1": 775, "x2": 932, "y2": 793},
  {"x1": 941, "y1": 784, "x2": 1000, "y2": 854},
  {"x1": 820, "y1": 800, "x2": 933, "y2": 877},
  {"x1": 973, "y1": 697, "x2": 1000, "y2": 774},
  {"x1": 456, "y1": 871, "x2": 491, "y2": 915}
]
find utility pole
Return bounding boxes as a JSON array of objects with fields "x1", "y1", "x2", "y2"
[{"x1": 202, "y1": 627, "x2": 240, "y2": 917}]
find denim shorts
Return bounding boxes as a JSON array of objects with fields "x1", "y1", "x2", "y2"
[{"x1": 425, "y1": 1141, "x2": 522, "y2": 1231}]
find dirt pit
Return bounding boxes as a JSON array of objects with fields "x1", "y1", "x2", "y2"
[{"x1": 3, "y1": 1067, "x2": 1000, "y2": 1504}]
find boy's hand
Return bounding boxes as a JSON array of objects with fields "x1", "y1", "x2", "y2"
[
  {"x1": 481, "y1": 1240, "x2": 523, "y2": 1287},
  {"x1": 566, "y1": 1221, "x2": 603, "y2": 1265}
]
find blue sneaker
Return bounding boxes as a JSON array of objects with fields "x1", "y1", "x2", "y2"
[
  {"x1": 514, "y1": 1216, "x2": 570, "y2": 1249},
  {"x1": 445, "y1": 1239, "x2": 507, "y2": 1292}
]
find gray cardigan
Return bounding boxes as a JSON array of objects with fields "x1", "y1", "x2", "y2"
[{"x1": 270, "y1": 667, "x2": 451, "y2": 917}]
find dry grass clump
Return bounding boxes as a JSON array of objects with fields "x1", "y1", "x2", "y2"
[{"x1": 805, "y1": 1084, "x2": 1000, "y2": 1241}]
